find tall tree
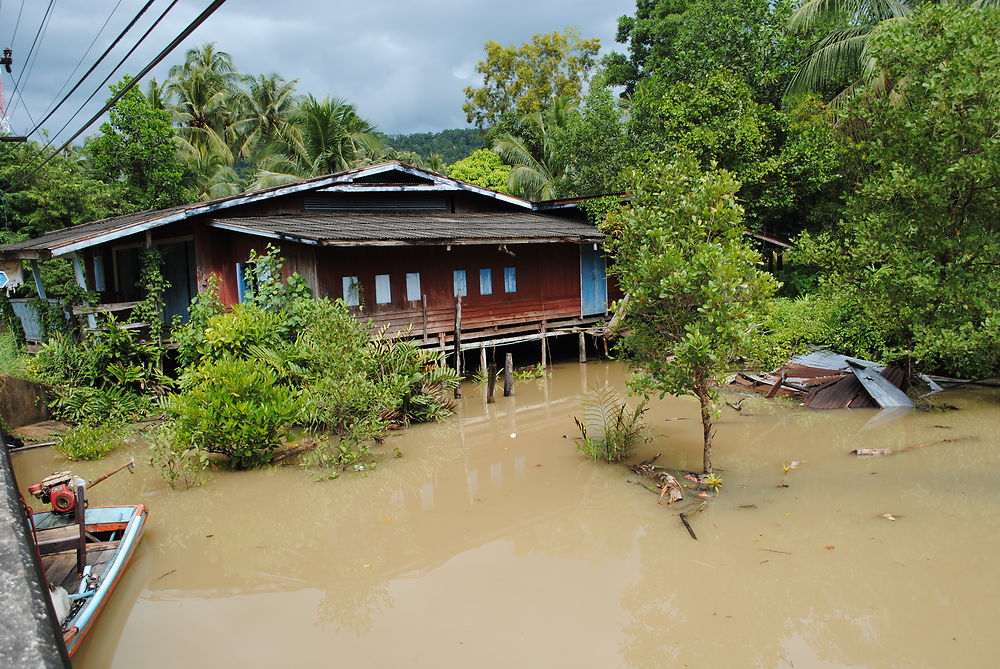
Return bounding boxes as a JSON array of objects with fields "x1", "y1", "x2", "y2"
[
  {"x1": 447, "y1": 149, "x2": 511, "y2": 193},
  {"x1": 605, "y1": 0, "x2": 805, "y2": 104},
  {"x1": 234, "y1": 73, "x2": 300, "y2": 161},
  {"x1": 797, "y1": 5, "x2": 1000, "y2": 377},
  {"x1": 491, "y1": 97, "x2": 575, "y2": 200},
  {"x1": 85, "y1": 76, "x2": 188, "y2": 212},
  {"x1": 603, "y1": 154, "x2": 777, "y2": 473},
  {"x1": 463, "y1": 28, "x2": 600, "y2": 129},
  {"x1": 251, "y1": 96, "x2": 384, "y2": 187}
]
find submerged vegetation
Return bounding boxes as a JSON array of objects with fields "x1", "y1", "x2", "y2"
[{"x1": 574, "y1": 383, "x2": 650, "y2": 463}]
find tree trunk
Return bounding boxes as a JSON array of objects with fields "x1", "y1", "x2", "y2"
[{"x1": 695, "y1": 383, "x2": 714, "y2": 474}]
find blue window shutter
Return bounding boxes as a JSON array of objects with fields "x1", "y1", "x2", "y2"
[
  {"x1": 375, "y1": 274, "x2": 391, "y2": 304},
  {"x1": 405, "y1": 273, "x2": 421, "y2": 301},
  {"x1": 504, "y1": 267, "x2": 517, "y2": 293},
  {"x1": 236, "y1": 263, "x2": 249, "y2": 303},
  {"x1": 342, "y1": 276, "x2": 360, "y2": 306},
  {"x1": 479, "y1": 268, "x2": 492, "y2": 295},
  {"x1": 453, "y1": 270, "x2": 467, "y2": 297},
  {"x1": 93, "y1": 257, "x2": 106, "y2": 291}
]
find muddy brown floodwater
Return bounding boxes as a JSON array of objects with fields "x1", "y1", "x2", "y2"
[{"x1": 11, "y1": 361, "x2": 1000, "y2": 668}]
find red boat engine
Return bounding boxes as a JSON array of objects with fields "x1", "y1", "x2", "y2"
[{"x1": 28, "y1": 471, "x2": 86, "y2": 515}]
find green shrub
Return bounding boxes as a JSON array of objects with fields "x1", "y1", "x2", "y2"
[
  {"x1": 574, "y1": 384, "x2": 649, "y2": 463},
  {"x1": 169, "y1": 357, "x2": 299, "y2": 469},
  {"x1": 148, "y1": 421, "x2": 209, "y2": 489},
  {"x1": 0, "y1": 332, "x2": 30, "y2": 378},
  {"x1": 31, "y1": 320, "x2": 166, "y2": 425},
  {"x1": 54, "y1": 423, "x2": 128, "y2": 461}
]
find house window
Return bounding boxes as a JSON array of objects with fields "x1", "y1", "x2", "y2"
[
  {"x1": 236, "y1": 262, "x2": 256, "y2": 303},
  {"x1": 504, "y1": 267, "x2": 517, "y2": 293},
  {"x1": 479, "y1": 268, "x2": 493, "y2": 295},
  {"x1": 375, "y1": 274, "x2": 391, "y2": 304},
  {"x1": 93, "y1": 256, "x2": 106, "y2": 292},
  {"x1": 453, "y1": 270, "x2": 467, "y2": 297},
  {"x1": 342, "y1": 276, "x2": 360, "y2": 306},
  {"x1": 406, "y1": 273, "x2": 421, "y2": 301}
]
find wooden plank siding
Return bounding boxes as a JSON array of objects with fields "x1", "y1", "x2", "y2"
[{"x1": 194, "y1": 228, "x2": 587, "y2": 338}]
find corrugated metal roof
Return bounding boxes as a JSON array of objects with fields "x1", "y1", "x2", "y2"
[
  {"x1": 0, "y1": 162, "x2": 537, "y2": 259},
  {"x1": 209, "y1": 212, "x2": 604, "y2": 245}
]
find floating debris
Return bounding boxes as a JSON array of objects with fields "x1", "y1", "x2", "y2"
[
  {"x1": 851, "y1": 448, "x2": 893, "y2": 457},
  {"x1": 730, "y1": 348, "x2": 916, "y2": 409}
]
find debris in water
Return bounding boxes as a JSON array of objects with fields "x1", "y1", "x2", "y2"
[
  {"x1": 880, "y1": 513, "x2": 902, "y2": 521},
  {"x1": 851, "y1": 448, "x2": 893, "y2": 457},
  {"x1": 738, "y1": 504, "x2": 758, "y2": 509},
  {"x1": 657, "y1": 473, "x2": 684, "y2": 505},
  {"x1": 679, "y1": 512, "x2": 698, "y2": 540},
  {"x1": 825, "y1": 545, "x2": 836, "y2": 550}
]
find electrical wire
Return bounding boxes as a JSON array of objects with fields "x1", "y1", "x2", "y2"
[
  {"x1": 29, "y1": 0, "x2": 155, "y2": 137},
  {"x1": 8, "y1": 0, "x2": 26, "y2": 49},
  {"x1": 7, "y1": 0, "x2": 57, "y2": 118},
  {"x1": 15, "y1": 0, "x2": 229, "y2": 185},
  {"x1": 33, "y1": 0, "x2": 181, "y2": 146},
  {"x1": 38, "y1": 0, "x2": 126, "y2": 122}
]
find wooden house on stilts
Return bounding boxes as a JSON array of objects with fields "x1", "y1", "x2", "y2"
[{"x1": 0, "y1": 162, "x2": 615, "y2": 355}]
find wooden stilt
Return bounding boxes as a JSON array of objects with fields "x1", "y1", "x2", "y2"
[
  {"x1": 479, "y1": 343, "x2": 487, "y2": 379},
  {"x1": 421, "y1": 294, "x2": 428, "y2": 343},
  {"x1": 454, "y1": 296, "x2": 462, "y2": 399},
  {"x1": 503, "y1": 353, "x2": 514, "y2": 397},
  {"x1": 487, "y1": 363, "x2": 497, "y2": 404},
  {"x1": 540, "y1": 323, "x2": 547, "y2": 368},
  {"x1": 578, "y1": 331, "x2": 587, "y2": 363}
]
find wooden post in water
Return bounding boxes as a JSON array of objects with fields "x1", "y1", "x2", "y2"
[
  {"x1": 578, "y1": 331, "x2": 587, "y2": 363},
  {"x1": 479, "y1": 343, "x2": 487, "y2": 380},
  {"x1": 453, "y1": 297, "x2": 462, "y2": 399},
  {"x1": 421, "y1": 294, "x2": 428, "y2": 343},
  {"x1": 487, "y1": 363, "x2": 497, "y2": 403},
  {"x1": 503, "y1": 352, "x2": 514, "y2": 396},
  {"x1": 74, "y1": 482, "x2": 86, "y2": 575},
  {"x1": 540, "y1": 323, "x2": 547, "y2": 368}
]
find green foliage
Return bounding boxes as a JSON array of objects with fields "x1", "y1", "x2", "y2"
[
  {"x1": 574, "y1": 383, "x2": 649, "y2": 463},
  {"x1": 31, "y1": 318, "x2": 165, "y2": 425},
  {"x1": 513, "y1": 363, "x2": 548, "y2": 381},
  {"x1": 85, "y1": 76, "x2": 189, "y2": 212},
  {"x1": 798, "y1": 5, "x2": 1000, "y2": 377},
  {"x1": 603, "y1": 153, "x2": 778, "y2": 472},
  {"x1": 605, "y1": 0, "x2": 807, "y2": 104},
  {"x1": 0, "y1": 141, "x2": 113, "y2": 239},
  {"x1": 149, "y1": 422, "x2": 209, "y2": 489},
  {"x1": 463, "y1": 28, "x2": 601, "y2": 129},
  {"x1": 172, "y1": 273, "x2": 225, "y2": 367},
  {"x1": 551, "y1": 87, "x2": 630, "y2": 197},
  {"x1": 386, "y1": 129, "x2": 485, "y2": 165},
  {"x1": 53, "y1": 423, "x2": 128, "y2": 461},
  {"x1": 132, "y1": 247, "x2": 171, "y2": 349},
  {"x1": 0, "y1": 332, "x2": 29, "y2": 378},
  {"x1": 447, "y1": 149, "x2": 512, "y2": 193},
  {"x1": 169, "y1": 357, "x2": 299, "y2": 469}
]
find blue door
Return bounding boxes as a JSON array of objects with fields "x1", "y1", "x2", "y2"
[{"x1": 580, "y1": 245, "x2": 608, "y2": 316}]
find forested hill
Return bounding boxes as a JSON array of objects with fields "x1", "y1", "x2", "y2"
[{"x1": 384, "y1": 128, "x2": 484, "y2": 164}]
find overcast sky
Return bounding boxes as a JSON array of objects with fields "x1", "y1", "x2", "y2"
[{"x1": 0, "y1": 0, "x2": 635, "y2": 144}]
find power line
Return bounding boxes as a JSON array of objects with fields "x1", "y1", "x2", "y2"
[
  {"x1": 16, "y1": 0, "x2": 229, "y2": 185},
  {"x1": 38, "y1": 0, "x2": 126, "y2": 122},
  {"x1": 7, "y1": 0, "x2": 56, "y2": 119},
  {"x1": 29, "y1": 0, "x2": 156, "y2": 137},
  {"x1": 33, "y1": 0, "x2": 181, "y2": 148},
  {"x1": 9, "y1": 0, "x2": 26, "y2": 48}
]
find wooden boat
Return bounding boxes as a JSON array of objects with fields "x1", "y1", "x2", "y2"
[{"x1": 30, "y1": 503, "x2": 148, "y2": 657}]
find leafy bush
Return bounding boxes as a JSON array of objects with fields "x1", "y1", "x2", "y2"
[
  {"x1": 574, "y1": 383, "x2": 649, "y2": 463},
  {"x1": 168, "y1": 357, "x2": 299, "y2": 469},
  {"x1": 31, "y1": 319, "x2": 167, "y2": 425},
  {"x1": 148, "y1": 422, "x2": 209, "y2": 489},
  {"x1": 0, "y1": 332, "x2": 30, "y2": 378},
  {"x1": 54, "y1": 423, "x2": 128, "y2": 461}
]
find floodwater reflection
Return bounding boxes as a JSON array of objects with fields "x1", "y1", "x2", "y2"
[{"x1": 12, "y1": 361, "x2": 1000, "y2": 667}]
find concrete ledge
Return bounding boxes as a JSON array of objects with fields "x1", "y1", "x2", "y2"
[{"x1": 0, "y1": 376, "x2": 50, "y2": 429}]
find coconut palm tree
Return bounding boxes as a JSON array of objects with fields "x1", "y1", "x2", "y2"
[
  {"x1": 249, "y1": 95, "x2": 385, "y2": 188},
  {"x1": 786, "y1": 0, "x2": 1000, "y2": 104},
  {"x1": 233, "y1": 73, "x2": 300, "y2": 162},
  {"x1": 491, "y1": 97, "x2": 575, "y2": 200}
]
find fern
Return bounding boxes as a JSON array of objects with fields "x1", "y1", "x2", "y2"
[{"x1": 575, "y1": 383, "x2": 649, "y2": 463}]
